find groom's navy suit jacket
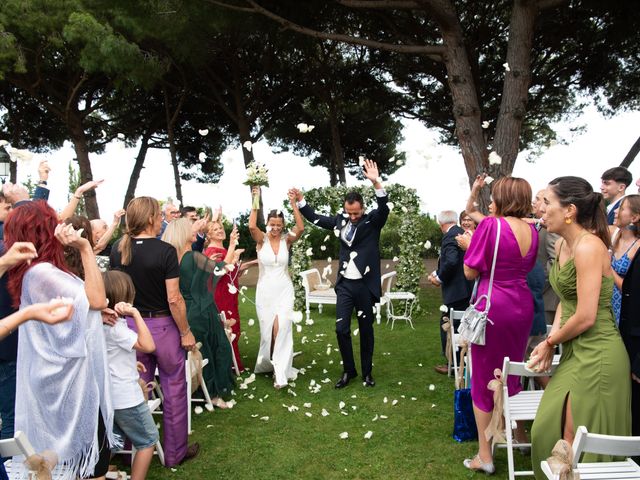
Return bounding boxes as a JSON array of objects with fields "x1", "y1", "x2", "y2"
[{"x1": 300, "y1": 193, "x2": 389, "y2": 301}]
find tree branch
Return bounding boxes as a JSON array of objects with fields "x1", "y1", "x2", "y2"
[{"x1": 237, "y1": 0, "x2": 445, "y2": 55}]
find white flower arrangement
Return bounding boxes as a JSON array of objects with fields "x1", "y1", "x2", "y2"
[{"x1": 243, "y1": 161, "x2": 269, "y2": 209}]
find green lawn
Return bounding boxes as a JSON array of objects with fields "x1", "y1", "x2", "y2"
[{"x1": 139, "y1": 287, "x2": 530, "y2": 479}]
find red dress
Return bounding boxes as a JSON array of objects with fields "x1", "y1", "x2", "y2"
[{"x1": 204, "y1": 246, "x2": 244, "y2": 372}]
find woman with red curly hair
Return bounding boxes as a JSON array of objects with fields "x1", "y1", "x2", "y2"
[{"x1": 5, "y1": 200, "x2": 114, "y2": 480}]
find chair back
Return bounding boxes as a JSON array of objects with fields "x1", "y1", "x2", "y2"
[
  {"x1": 0, "y1": 431, "x2": 36, "y2": 458},
  {"x1": 300, "y1": 269, "x2": 322, "y2": 292},
  {"x1": 502, "y1": 356, "x2": 557, "y2": 379},
  {"x1": 573, "y1": 426, "x2": 640, "y2": 464},
  {"x1": 381, "y1": 271, "x2": 397, "y2": 295}
]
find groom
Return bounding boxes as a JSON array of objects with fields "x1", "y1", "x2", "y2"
[{"x1": 291, "y1": 160, "x2": 389, "y2": 388}]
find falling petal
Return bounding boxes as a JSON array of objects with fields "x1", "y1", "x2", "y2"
[
  {"x1": 392, "y1": 256, "x2": 399, "y2": 262},
  {"x1": 353, "y1": 328, "x2": 359, "y2": 336},
  {"x1": 199, "y1": 152, "x2": 207, "y2": 163},
  {"x1": 349, "y1": 251, "x2": 358, "y2": 259},
  {"x1": 117, "y1": 133, "x2": 125, "y2": 140},
  {"x1": 488, "y1": 151, "x2": 502, "y2": 165},
  {"x1": 357, "y1": 311, "x2": 363, "y2": 317},
  {"x1": 320, "y1": 245, "x2": 327, "y2": 251},
  {"x1": 482, "y1": 121, "x2": 490, "y2": 129},
  {"x1": 364, "y1": 266, "x2": 370, "y2": 274},
  {"x1": 401, "y1": 206, "x2": 408, "y2": 213},
  {"x1": 296, "y1": 123, "x2": 309, "y2": 133},
  {"x1": 424, "y1": 240, "x2": 432, "y2": 249},
  {"x1": 243, "y1": 140, "x2": 253, "y2": 151},
  {"x1": 306, "y1": 247, "x2": 313, "y2": 256},
  {"x1": 503, "y1": 62, "x2": 511, "y2": 71},
  {"x1": 358, "y1": 156, "x2": 365, "y2": 166},
  {"x1": 439, "y1": 304, "x2": 448, "y2": 313},
  {"x1": 417, "y1": 91, "x2": 425, "y2": 99},
  {"x1": 485, "y1": 175, "x2": 495, "y2": 185},
  {"x1": 387, "y1": 202, "x2": 394, "y2": 211},
  {"x1": 198, "y1": 129, "x2": 209, "y2": 136}
]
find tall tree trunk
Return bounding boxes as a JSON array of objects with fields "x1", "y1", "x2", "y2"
[
  {"x1": 163, "y1": 86, "x2": 186, "y2": 208},
  {"x1": 122, "y1": 131, "x2": 151, "y2": 211},
  {"x1": 492, "y1": 0, "x2": 538, "y2": 176},
  {"x1": 67, "y1": 112, "x2": 100, "y2": 219},
  {"x1": 620, "y1": 134, "x2": 640, "y2": 168},
  {"x1": 326, "y1": 97, "x2": 346, "y2": 185}
]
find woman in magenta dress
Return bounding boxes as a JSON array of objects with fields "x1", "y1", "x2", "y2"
[
  {"x1": 204, "y1": 219, "x2": 254, "y2": 372},
  {"x1": 461, "y1": 176, "x2": 539, "y2": 475}
]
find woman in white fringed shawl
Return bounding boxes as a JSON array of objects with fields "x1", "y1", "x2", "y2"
[{"x1": 4, "y1": 200, "x2": 115, "y2": 480}]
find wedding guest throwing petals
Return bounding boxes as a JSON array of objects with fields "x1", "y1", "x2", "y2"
[
  {"x1": 530, "y1": 176, "x2": 630, "y2": 479},
  {"x1": 462, "y1": 176, "x2": 538, "y2": 475},
  {"x1": 293, "y1": 159, "x2": 389, "y2": 389},
  {"x1": 249, "y1": 187, "x2": 304, "y2": 389}
]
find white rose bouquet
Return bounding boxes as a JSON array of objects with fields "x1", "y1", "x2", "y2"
[{"x1": 243, "y1": 161, "x2": 269, "y2": 209}]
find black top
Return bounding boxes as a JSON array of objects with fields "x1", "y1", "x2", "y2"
[{"x1": 110, "y1": 237, "x2": 180, "y2": 312}]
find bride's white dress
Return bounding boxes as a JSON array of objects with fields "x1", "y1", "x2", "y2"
[{"x1": 254, "y1": 235, "x2": 298, "y2": 386}]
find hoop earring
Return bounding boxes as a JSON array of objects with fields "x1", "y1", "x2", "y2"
[{"x1": 565, "y1": 217, "x2": 572, "y2": 225}]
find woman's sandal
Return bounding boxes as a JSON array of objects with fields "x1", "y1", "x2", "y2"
[
  {"x1": 463, "y1": 455, "x2": 495, "y2": 475},
  {"x1": 212, "y1": 397, "x2": 229, "y2": 409}
]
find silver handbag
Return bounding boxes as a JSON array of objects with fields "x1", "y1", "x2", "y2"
[{"x1": 458, "y1": 218, "x2": 501, "y2": 346}]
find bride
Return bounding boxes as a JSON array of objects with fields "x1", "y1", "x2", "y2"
[{"x1": 249, "y1": 187, "x2": 304, "y2": 388}]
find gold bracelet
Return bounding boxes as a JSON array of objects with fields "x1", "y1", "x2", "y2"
[{"x1": 0, "y1": 322, "x2": 12, "y2": 336}]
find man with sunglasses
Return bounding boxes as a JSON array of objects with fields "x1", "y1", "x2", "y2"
[{"x1": 291, "y1": 159, "x2": 389, "y2": 388}]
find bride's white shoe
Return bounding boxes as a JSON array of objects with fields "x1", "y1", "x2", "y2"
[{"x1": 463, "y1": 455, "x2": 495, "y2": 475}]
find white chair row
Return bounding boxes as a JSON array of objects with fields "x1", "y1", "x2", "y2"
[{"x1": 299, "y1": 268, "x2": 416, "y2": 328}]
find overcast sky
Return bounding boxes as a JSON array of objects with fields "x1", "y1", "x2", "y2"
[{"x1": 13, "y1": 103, "x2": 640, "y2": 221}]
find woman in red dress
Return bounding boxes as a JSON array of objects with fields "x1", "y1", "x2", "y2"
[{"x1": 204, "y1": 220, "x2": 254, "y2": 372}]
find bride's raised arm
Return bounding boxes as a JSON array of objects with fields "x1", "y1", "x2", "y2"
[
  {"x1": 248, "y1": 186, "x2": 265, "y2": 245},
  {"x1": 287, "y1": 189, "x2": 304, "y2": 246}
]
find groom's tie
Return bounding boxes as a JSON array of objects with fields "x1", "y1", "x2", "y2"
[{"x1": 345, "y1": 223, "x2": 356, "y2": 242}]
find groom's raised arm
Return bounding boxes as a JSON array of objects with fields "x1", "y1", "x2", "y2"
[{"x1": 290, "y1": 188, "x2": 336, "y2": 231}]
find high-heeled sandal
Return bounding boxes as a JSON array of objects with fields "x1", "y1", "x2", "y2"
[{"x1": 463, "y1": 455, "x2": 495, "y2": 475}]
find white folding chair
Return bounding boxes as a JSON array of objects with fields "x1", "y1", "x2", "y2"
[
  {"x1": 186, "y1": 345, "x2": 214, "y2": 435},
  {"x1": 219, "y1": 310, "x2": 241, "y2": 377},
  {"x1": 380, "y1": 271, "x2": 416, "y2": 329},
  {"x1": 299, "y1": 268, "x2": 337, "y2": 322},
  {"x1": 0, "y1": 431, "x2": 71, "y2": 479},
  {"x1": 541, "y1": 426, "x2": 640, "y2": 479},
  {"x1": 496, "y1": 356, "x2": 558, "y2": 480},
  {"x1": 448, "y1": 308, "x2": 470, "y2": 386}
]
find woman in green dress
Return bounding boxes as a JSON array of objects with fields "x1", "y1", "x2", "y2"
[
  {"x1": 529, "y1": 176, "x2": 631, "y2": 479},
  {"x1": 163, "y1": 217, "x2": 240, "y2": 407}
]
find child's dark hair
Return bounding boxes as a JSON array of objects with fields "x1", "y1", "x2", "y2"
[{"x1": 102, "y1": 270, "x2": 136, "y2": 308}]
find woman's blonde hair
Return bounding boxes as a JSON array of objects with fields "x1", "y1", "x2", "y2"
[
  {"x1": 118, "y1": 196, "x2": 160, "y2": 265},
  {"x1": 162, "y1": 218, "x2": 192, "y2": 258},
  {"x1": 205, "y1": 220, "x2": 224, "y2": 248}
]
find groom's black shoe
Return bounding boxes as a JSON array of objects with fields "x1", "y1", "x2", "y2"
[
  {"x1": 363, "y1": 374, "x2": 376, "y2": 387},
  {"x1": 335, "y1": 371, "x2": 358, "y2": 389}
]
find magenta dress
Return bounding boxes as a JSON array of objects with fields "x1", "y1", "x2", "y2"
[{"x1": 464, "y1": 216, "x2": 538, "y2": 412}]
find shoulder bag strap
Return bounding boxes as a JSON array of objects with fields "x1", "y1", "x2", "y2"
[{"x1": 484, "y1": 217, "x2": 501, "y2": 308}]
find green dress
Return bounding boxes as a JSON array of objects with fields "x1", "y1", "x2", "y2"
[
  {"x1": 179, "y1": 251, "x2": 235, "y2": 398},
  {"x1": 531, "y1": 255, "x2": 631, "y2": 478}
]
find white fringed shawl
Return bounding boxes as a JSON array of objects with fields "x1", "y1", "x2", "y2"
[{"x1": 12, "y1": 263, "x2": 118, "y2": 480}]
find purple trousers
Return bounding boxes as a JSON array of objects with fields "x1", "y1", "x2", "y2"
[{"x1": 127, "y1": 315, "x2": 187, "y2": 467}]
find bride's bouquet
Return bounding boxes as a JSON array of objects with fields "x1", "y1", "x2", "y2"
[{"x1": 243, "y1": 161, "x2": 269, "y2": 209}]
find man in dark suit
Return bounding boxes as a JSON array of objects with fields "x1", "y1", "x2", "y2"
[
  {"x1": 428, "y1": 210, "x2": 472, "y2": 374},
  {"x1": 292, "y1": 160, "x2": 388, "y2": 388},
  {"x1": 620, "y1": 214, "x2": 640, "y2": 437}
]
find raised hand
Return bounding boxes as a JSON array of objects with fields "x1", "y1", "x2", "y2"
[
  {"x1": 288, "y1": 188, "x2": 303, "y2": 202},
  {"x1": 112, "y1": 209, "x2": 125, "y2": 224},
  {"x1": 54, "y1": 223, "x2": 91, "y2": 250},
  {"x1": 229, "y1": 224, "x2": 239, "y2": 246},
  {"x1": 75, "y1": 179, "x2": 104, "y2": 197},
  {"x1": 100, "y1": 307, "x2": 118, "y2": 326},
  {"x1": 0, "y1": 242, "x2": 38, "y2": 270},
  {"x1": 471, "y1": 174, "x2": 487, "y2": 192},
  {"x1": 211, "y1": 206, "x2": 222, "y2": 223},
  {"x1": 114, "y1": 301, "x2": 138, "y2": 317},
  {"x1": 362, "y1": 159, "x2": 380, "y2": 183}
]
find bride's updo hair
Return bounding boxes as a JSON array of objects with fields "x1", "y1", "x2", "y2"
[
  {"x1": 548, "y1": 176, "x2": 610, "y2": 248},
  {"x1": 266, "y1": 210, "x2": 285, "y2": 224}
]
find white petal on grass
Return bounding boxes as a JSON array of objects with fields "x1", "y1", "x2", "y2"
[
  {"x1": 372, "y1": 414, "x2": 379, "y2": 422},
  {"x1": 198, "y1": 129, "x2": 209, "y2": 136},
  {"x1": 364, "y1": 431, "x2": 373, "y2": 440},
  {"x1": 488, "y1": 151, "x2": 502, "y2": 165},
  {"x1": 291, "y1": 311, "x2": 303, "y2": 324},
  {"x1": 248, "y1": 318, "x2": 255, "y2": 326},
  {"x1": 296, "y1": 325, "x2": 302, "y2": 333},
  {"x1": 243, "y1": 140, "x2": 252, "y2": 151},
  {"x1": 321, "y1": 408, "x2": 329, "y2": 417},
  {"x1": 339, "y1": 432, "x2": 349, "y2": 439},
  {"x1": 194, "y1": 406, "x2": 203, "y2": 414},
  {"x1": 411, "y1": 397, "x2": 417, "y2": 401},
  {"x1": 305, "y1": 412, "x2": 313, "y2": 417},
  {"x1": 260, "y1": 416, "x2": 269, "y2": 421},
  {"x1": 429, "y1": 384, "x2": 436, "y2": 391},
  {"x1": 383, "y1": 397, "x2": 388, "y2": 404},
  {"x1": 380, "y1": 415, "x2": 388, "y2": 419},
  {"x1": 392, "y1": 399, "x2": 398, "y2": 406},
  {"x1": 339, "y1": 401, "x2": 346, "y2": 409}
]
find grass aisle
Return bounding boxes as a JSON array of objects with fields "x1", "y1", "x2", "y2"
[{"x1": 143, "y1": 287, "x2": 528, "y2": 479}]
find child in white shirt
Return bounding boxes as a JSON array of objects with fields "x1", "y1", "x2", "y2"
[{"x1": 102, "y1": 271, "x2": 157, "y2": 480}]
